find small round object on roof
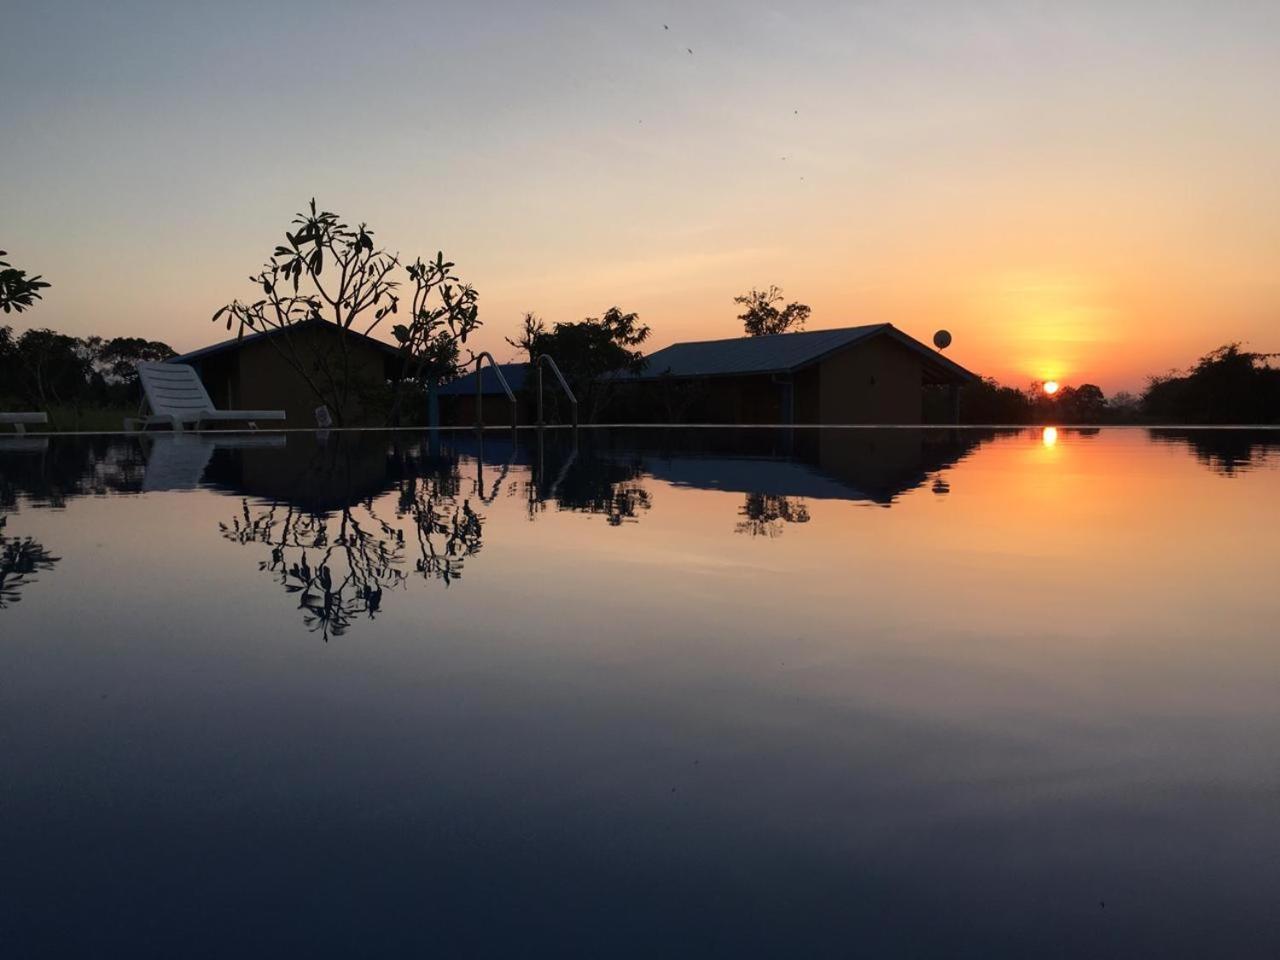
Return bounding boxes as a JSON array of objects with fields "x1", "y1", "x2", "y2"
[{"x1": 933, "y1": 329, "x2": 952, "y2": 349}]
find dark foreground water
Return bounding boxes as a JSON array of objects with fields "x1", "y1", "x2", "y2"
[{"x1": 2, "y1": 427, "x2": 1279, "y2": 958}]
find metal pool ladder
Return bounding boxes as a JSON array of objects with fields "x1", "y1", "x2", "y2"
[
  {"x1": 472, "y1": 352, "x2": 518, "y2": 431},
  {"x1": 534, "y1": 354, "x2": 578, "y2": 429},
  {"x1": 471, "y1": 352, "x2": 579, "y2": 430}
]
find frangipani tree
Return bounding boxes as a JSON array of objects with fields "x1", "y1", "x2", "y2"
[
  {"x1": 0, "y1": 251, "x2": 50, "y2": 315},
  {"x1": 213, "y1": 200, "x2": 480, "y2": 425}
]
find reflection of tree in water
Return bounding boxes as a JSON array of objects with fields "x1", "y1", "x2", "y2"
[
  {"x1": 735, "y1": 494, "x2": 811, "y2": 538},
  {"x1": 1, "y1": 438, "x2": 145, "y2": 509},
  {"x1": 525, "y1": 440, "x2": 652, "y2": 526},
  {"x1": 1150, "y1": 429, "x2": 1280, "y2": 477},
  {"x1": 217, "y1": 447, "x2": 484, "y2": 640},
  {"x1": 219, "y1": 501, "x2": 406, "y2": 639},
  {"x1": 0, "y1": 515, "x2": 59, "y2": 609},
  {"x1": 0, "y1": 438, "x2": 142, "y2": 610},
  {"x1": 561, "y1": 469, "x2": 651, "y2": 526},
  {"x1": 395, "y1": 472, "x2": 483, "y2": 584},
  {"x1": 524, "y1": 435, "x2": 655, "y2": 527}
]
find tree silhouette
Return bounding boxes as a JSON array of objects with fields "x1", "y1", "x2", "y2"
[
  {"x1": 734, "y1": 286, "x2": 810, "y2": 337},
  {"x1": 1049, "y1": 383, "x2": 1108, "y2": 423},
  {"x1": 212, "y1": 200, "x2": 480, "y2": 425},
  {"x1": 1144, "y1": 344, "x2": 1280, "y2": 424},
  {"x1": 1, "y1": 327, "x2": 176, "y2": 420},
  {"x1": 505, "y1": 312, "x2": 546, "y2": 360},
  {"x1": 0, "y1": 251, "x2": 50, "y2": 315},
  {"x1": 510, "y1": 307, "x2": 650, "y2": 422}
]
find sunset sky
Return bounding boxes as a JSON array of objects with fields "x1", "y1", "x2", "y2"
[{"x1": 3, "y1": 0, "x2": 1278, "y2": 393}]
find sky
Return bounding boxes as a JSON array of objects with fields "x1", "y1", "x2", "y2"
[{"x1": 2, "y1": 0, "x2": 1278, "y2": 394}]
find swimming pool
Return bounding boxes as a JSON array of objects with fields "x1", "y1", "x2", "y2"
[{"x1": 3, "y1": 427, "x2": 1278, "y2": 957}]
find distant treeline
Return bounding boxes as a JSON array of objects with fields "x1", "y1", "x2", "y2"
[
  {"x1": 5, "y1": 322, "x2": 1279, "y2": 427},
  {"x1": 933, "y1": 344, "x2": 1280, "y2": 425},
  {"x1": 0, "y1": 325, "x2": 176, "y2": 424}
]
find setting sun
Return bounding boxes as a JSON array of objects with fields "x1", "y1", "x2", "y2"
[{"x1": 1043, "y1": 381, "x2": 1060, "y2": 396}]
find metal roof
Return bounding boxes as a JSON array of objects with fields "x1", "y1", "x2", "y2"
[
  {"x1": 170, "y1": 318, "x2": 401, "y2": 366},
  {"x1": 627, "y1": 324, "x2": 976, "y2": 383},
  {"x1": 437, "y1": 362, "x2": 530, "y2": 396}
]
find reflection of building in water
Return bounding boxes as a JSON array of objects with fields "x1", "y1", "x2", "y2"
[
  {"x1": 446, "y1": 432, "x2": 653, "y2": 525},
  {"x1": 475, "y1": 427, "x2": 1002, "y2": 538},
  {"x1": 0, "y1": 427, "x2": 1002, "y2": 618},
  {"x1": 604, "y1": 428, "x2": 998, "y2": 506},
  {"x1": 202, "y1": 431, "x2": 403, "y2": 510}
]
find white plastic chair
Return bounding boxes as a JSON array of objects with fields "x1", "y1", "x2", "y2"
[
  {"x1": 140, "y1": 433, "x2": 287, "y2": 491},
  {"x1": 126, "y1": 363, "x2": 285, "y2": 432}
]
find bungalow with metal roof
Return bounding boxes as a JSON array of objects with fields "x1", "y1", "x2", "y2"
[
  {"x1": 435, "y1": 362, "x2": 532, "y2": 426},
  {"x1": 170, "y1": 318, "x2": 403, "y2": 427},
  {"x1": 619, "y1": 323, "x2": 976, "y2": 424}
]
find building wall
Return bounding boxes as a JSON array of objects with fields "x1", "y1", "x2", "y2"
[
  {"x1": 794, "y1": 366, "x2": 821, "y2": 422},
  {"x1": 643, "y1": 375, "x2": 786, "y2": 424},
  {"x1": 193, "y1": 327, "x2": 396, "y2": 428},
  {"x1": 813, "y1": 336, "x2": 923, "y2": 424},
  {"x1": 440, "y1": 393, "x2": 535, "y2": 427},
  {"x1": 626, "y1": 337, "x2": 927, "y2": 425}
]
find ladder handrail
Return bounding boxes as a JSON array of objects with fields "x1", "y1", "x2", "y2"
[
  {"x1": 473, "y1": 352, "x2": 517, "y2": 431},
  {"x1": 534, "y1": 353, "x2": 579, "y2": 428}
]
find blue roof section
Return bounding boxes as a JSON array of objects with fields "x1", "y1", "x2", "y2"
[
  {"x1": 437, "y1": 362, "x2": 530, "y2": 396},
  {"x1": 636, "y1": 325, "x2": 886, "y2": 378},
  {"x1": 626, "y1": 323, "x2": 976, "y2": 383}
]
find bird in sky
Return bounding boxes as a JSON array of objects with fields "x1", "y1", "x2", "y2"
[{"x1": 687, "y1": 48, "x2": 693, "y2": 54}]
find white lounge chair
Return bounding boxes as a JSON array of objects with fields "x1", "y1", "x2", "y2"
[
  {"x1": 140, "y1": 433, "x2": 287, "y2": 491},
  {"x1": 0, "y1": 412, "x2": 47, "y2": 435},
  {"x1": 0, "y1": 437, "x2": 49, "y2": 454},
  {"x1": 126, "y1": 362, "x2": 286, "y2": 432}
]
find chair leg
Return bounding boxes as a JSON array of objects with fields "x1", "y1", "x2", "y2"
[{"x1": 129, "y1": 398, "x2": 147, "y2": 434}]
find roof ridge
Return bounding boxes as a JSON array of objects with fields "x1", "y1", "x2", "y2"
[
  {"x1": 621, "y1": 322, "x2": 976, "y2": 382},
  {"x1": 171, "y1": 317, "x2": 401, "y2": 364},
  {"x1": 649, "y1": 323, "x2": 888, "y2": 352}
]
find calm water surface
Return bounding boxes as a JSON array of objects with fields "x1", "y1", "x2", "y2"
[{"x1": 2, "y1": 427, "x2": 1279, "y2": 957}]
